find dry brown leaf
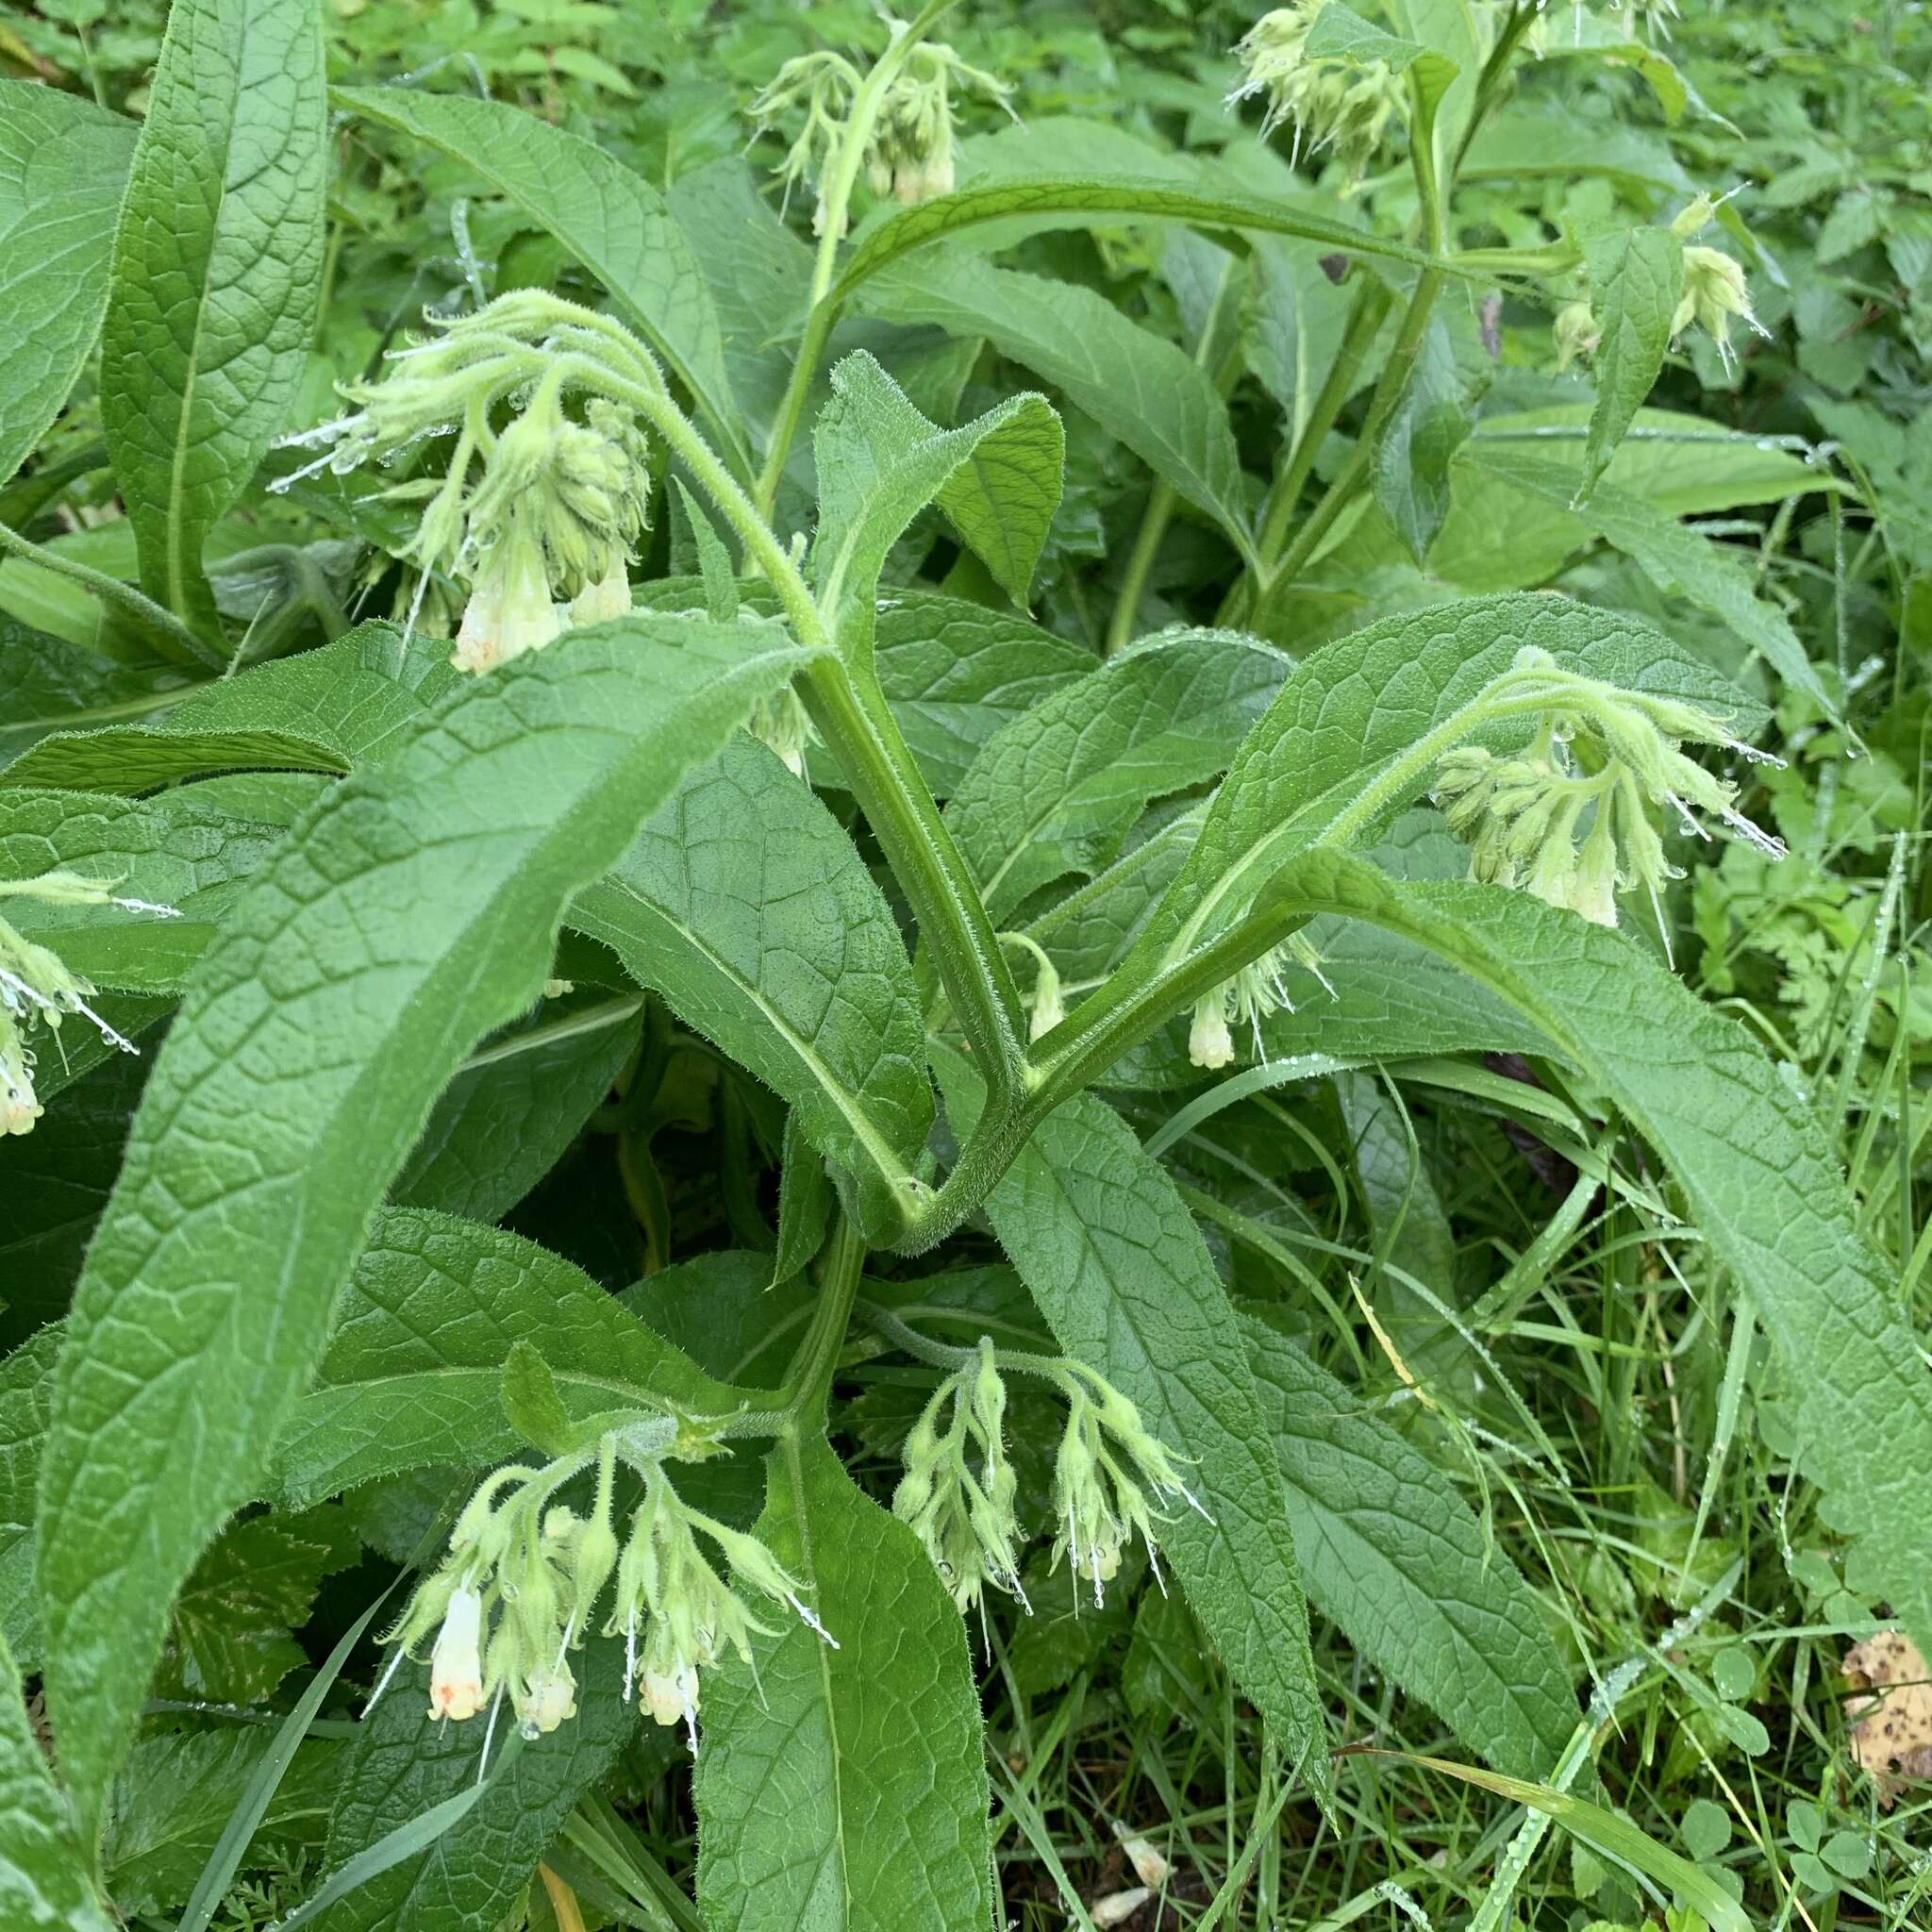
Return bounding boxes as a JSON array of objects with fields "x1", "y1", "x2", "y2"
[{"x1": 1842, "y1": 1629, "x2": 1932, "y2": 1807}]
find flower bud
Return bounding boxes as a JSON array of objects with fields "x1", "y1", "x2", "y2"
[
  {"x1": 1673, "y1": 245, "x2": 1756, "y2": 368},
  {"x1": 516, "y1": 1659, "x2": 577, "y2": 1738},
  {"x1": 0, "y1": 1018, "x2": 40, "y2": 1138},
  {"x1": 1188, "y1": 991, "x2": 1235, "y2": 1070},
  {"x1": 1553, "y1": 301, "x2": 1600, "y2": 372},
  {"x1": 1027, "y1": 951, "x2": 1065, "y2": 1041}
]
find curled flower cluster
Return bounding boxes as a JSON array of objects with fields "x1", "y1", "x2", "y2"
[
  {"x1": 1187, "y1": 932, "x2": 1336, "y2": 1071},
  {"x1": 751, "y1": 34, "x2": 1011, "y2": 237},
  {"x1": 1431, "y1": 645, "x2": 1784, "y2": 942},
  {"x1": 275, "y1": 291, "x2": 657, "y2": 675},
  {"x1": 377, "y1": 1429, "x2": 830, "y2": 1754},
  {"x1": 0, "y1": 872, "x2": 178, "y2": 1136},
  {"x1": 1228, "y1": 2, "x2": 1407, "y2": 184},
  {"x1": 892, "y1": 1338, "x2": 1205, "y2": 1618}
]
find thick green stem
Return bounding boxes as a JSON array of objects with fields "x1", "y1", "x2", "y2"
[
  {"x1": 779, "y1": 1213, "x2": 868, "y2": 1420},
  {"x1": 0, "y1": 520, "x2": 221, "y2": 669}
]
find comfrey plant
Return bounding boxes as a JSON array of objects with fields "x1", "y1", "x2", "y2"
[{"x1": 6, "y1": 4, "x2": 1927, "y2": 1928}]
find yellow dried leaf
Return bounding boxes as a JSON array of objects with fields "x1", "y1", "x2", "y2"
[{"x1": 1842, "y1": 1630, "x2": 1932, "y2": 1807}]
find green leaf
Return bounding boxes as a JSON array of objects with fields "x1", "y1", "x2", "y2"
[
  {"x1": 393, "y1": 991, "x2": 641, "y2": 1225},
  {"x1": 1372, "y1": 315, "x2": 1472, "y2": 565},
  {"x1": 100, "y1": 0, "x2": 327, "y2": 636},
  {"x1": 1265, "y1": 848, "x2": 1932, "y2": 1666},
  {"x1": 1242, "y1": 234, "x2": 1358, "y2": 446},
  {"x1": 0, "y1": 85, "x2": 138, "y2": 489},
  {"x1": 0, "y1": 620, "x2": 186, "y2": 774},
  {"x1": 1110, "y1": 593, "x2": 1758, "y2": 1001},
  {"x1": 859, "y1": 254, "x2": 1252, "y2": 558},
  {"x1": 103, "y1": 1726, "x2": 341, "y2": 1920},
  {"x1": 315, "y1": 1631, "x2": 636, "y2": 1932},
  {"x1": 0, "y1": 1326, "x2": 61, "y2": 1668},
  {"x1": 694, "y1": 1434, "x2": 996, "y2": 1932},
  {"x1": 1, "y1": 622, "x2": 459, "y2": 794},
  {"x1": 35, "y1": 617, "x2": 815, "y2": 1840},
  {"x1": 272, "y1": 1208, "x2": 741, "y2": 1509},
  {"x1": 0, "y1": 1627, "x2": 114, "y2": 1931},
  {"x1": 332, "y1": 88, "x2": 748, "y2": 476},
  {"x1": 947, "y1": 627, "x2": 1291, "y2": 923},
  {"x1": 832, "y1": 175, "x2": 1441, "y2": 306},
  {"x1": 932, "y1": 1047, "x2": 1331, "y2": 1791},
  {"x1": 634, "y1": 579, "x2": 1095, "y2": 797},
  {"x1": 1465, "y1": 445, "x2": 1836, "y2": 719},
  {"x1": 570, "y1": 733, "x2": 933, "y2": 1238},
  {"x1": 773, "y1": 1115, "x2": 834, "y2": 1285},
  {"x1": 499, "y1": 1340, "x2": 573, "y2": 1457},
  {"x1": 1577, "y1": 227, "x2": 1685, "y2": 503},
  {"x1": 0, "y1": 786, "x2": 285, "y2": 992},
  {"x1": 1305, "y1": 3, "x2": 1459, "y2": 115},
  {"x1": 1244, "y1": 1320, "x2": 1575, "y2": 1777},
  {"x1": 811, "y1": 350, "x2": 1062, "y2": 656}
]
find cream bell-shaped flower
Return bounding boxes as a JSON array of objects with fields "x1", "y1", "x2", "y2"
[
  {"x1": 451, "y1": 532, "x2": 562, "y2": 676},
  {"x1": 428, "y1": 1587, "x2": 487, "y2": 1721}
]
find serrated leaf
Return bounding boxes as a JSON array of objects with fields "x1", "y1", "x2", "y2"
[
  {"x1": 1578, "y1": 228, "x2": 1686, "y2": 503},
  {"x1": 1, "y1": 622, "x2": 459, "y2": 795},
  {"x1": 932, "y1": 1047, "x2": 1330, "y2": 1790},
  {"x1": 272, "y1": 1208, "x2": 742, "y2": 1509},
  {"x1": 694, "y1": 1435, "x2": 996, "y2": 1932},
  {"x1": 393, "y1": 992, "x2": 640, "y2": 1225},
  {"x1": 101, "y1": 0, "x2": 326, "y2": 637},
  {"x1": 315, "y1": 1630, "x2": 635, "y2": 1932},
  {"x1": 569, "y1": 733, "x2": 932, "y2": 1237},
  {"x1": 332, "y1": 88, "x2": 748, "y2": 476},
  {"x1": 812, "y1": 351, "x2": 1062, "y2": 655},
  {"x1": 1266, "y1": 848, "x2": 1932, "y2": 1666},
  {"x1": 0, "y1": 85, "x2": 138, "y2": 489},
  {"x1": 35, "y1": 617, "x2": 816, "y2": 1840},
  {"x1": 0, "y1": 1627, "x2": 114, "y2": 1932},
  {"x1": 1244, "y1": 1319, "x2": 1575, "y2": 1776},
  {"x1": 859, "y1": 254, "x2": 1252, "y2": 558},
  {"x1": 948, "y1": 627, "x2": 1290, "y2": 923}
]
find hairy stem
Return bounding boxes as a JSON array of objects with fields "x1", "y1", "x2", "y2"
[{"x1": 779, "y1": 1213, "x2": 869, "y2": 1422}]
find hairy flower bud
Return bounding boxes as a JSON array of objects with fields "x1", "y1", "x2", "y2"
[
  {"x1": 1553, "y1": 300, "x2": 1600, "y2": 372},
  {"x1": 0, "y1": 1015, "x2": 40, "y2": 1138},
  {"x1": 1673, "y1": 245, "x2": 1757, "y2": 370},
  {"x1": 1229, "y1": 3, "x2": 1407, "y2": 184}
]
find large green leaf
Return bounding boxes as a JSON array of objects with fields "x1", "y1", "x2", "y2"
[
  {"x1": 0, "y1": 1326, "x2": 61, "y2": 1669},
  {"x1": 1108, "y1": 593, "x2": 1757, "y2": 1002},
  {"x1": 0, "y1": 787, "x2": 284, "y2": 993},
  {"x1": 1370, "y1": 314, "x2": 1472, "y2": 566},
  {"x1": 811, "y1": 351, "x2": 1062, "y2": 658},
  {"x1": 1577, "y1": 226, "x2": 1684, "y2": 503},
  {"x1": 34, "y1": 617, "x2": 816, "y2": 1840},
  {"x1": 0, "y1": 1628, "x2": 113, "y2": 1931},
  {"x1": 332, "y1": 88, "x2": 748, "y2": 475},
  {"x1": 694, "y1": 1434, "x2": 996, "y2": 1932},
  {"x1": 933, "y1": 1049, "x2": 1330, "y2": 1790},
  {"x1": 393, "y1": 992, "x2": 641, "y2": 1224},
  {"x1": 570, "y1": 734, "x2": 933, "y2": 1236},
  {"x1": 1245, "y1": 1319, "x2": 1575, "y2": 1778},
  {"x1": 100, "y1": 0, "x2": 327, "y2": 636},
  {"x1": 1464, "y1": 445, "x2": 1836, "y2": 717},
  {"x1": 860, "y1": 253, "x2": 1253, "y2": 558},
  {"x1": 273, "y1": 1208, "x2": 745, "y2": 1509},
  {"x1": 831, "y1": 175, "x2": 1440, "y2": 304},
  {"x1": 0, "y1": 620, "x2": 185, "y2": 774},
  {"x1": 0, "y1": 85, "x2": 138, "y2": 488},
  {"x1": 1, "y1": 622, "x2": 458, "y2": 794},
  {"x1": 947, "y1": 627, "x2": 1291, "y2": 923},
  {"x1": 315, "y1": 1632, "x2": 636, "y2": 1932},
  {"x1": 1267, "y1": 848, "x2": 1932, "y2": 1664}
]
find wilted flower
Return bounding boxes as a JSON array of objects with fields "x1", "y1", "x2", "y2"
[
  {"x1": 1228, "y1": 3, "x2": 1407, "y2": 184},
  {"x1": 1186, "y1": 933, "x2": 1335, "y2": 1069},
  {"x1": 1674, "y1": 245, "x2": 1757, "y2": 370}
]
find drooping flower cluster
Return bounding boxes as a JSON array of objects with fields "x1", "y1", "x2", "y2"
[
  {"x1": 1228, "y1": 2, "x2": 1408, "y2": 184},
  {"x1": 377, "y1": 1427, "x2": 830, "y2": 1754},
  {"x1": 891, "y1": 1338, "x2": 1205, "y2": 1618},
  {"x1": 1431, "y1": 645, "x2": 1784, "y2": 941},
  {"x1": 0, "y1": 871, "x2": 178, "y2": 1136},
  {"x1": 1669, "y1": 195, "x2": 1761, "y2": 371},
  {"x1": 275, "y1": 291, "x2": 657, "y2": 674},
  {"x1": 751, "y1": 32, "x2": 1012, "y2": 237},
  {"x1": 1186, "y1": 932, "x2": 1336, "y2": 1071}
]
